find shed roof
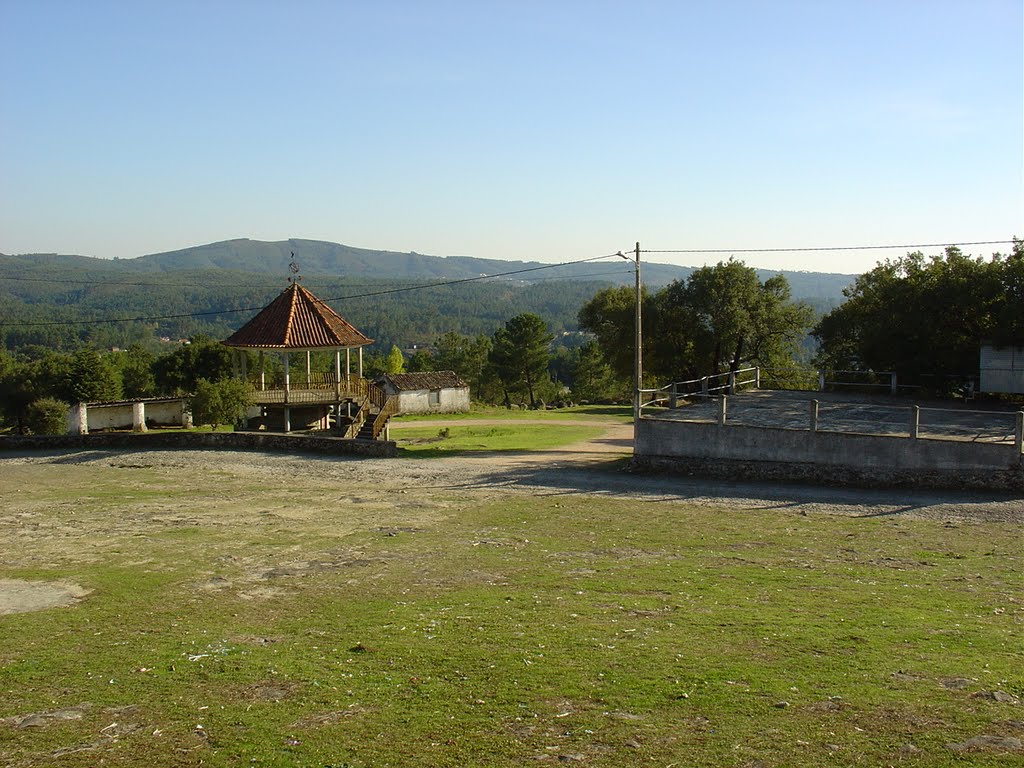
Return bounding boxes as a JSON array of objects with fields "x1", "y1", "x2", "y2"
[
  {"x1": 223, "y1": 283, "x2": 373, "y2": 350},
  {"x1": 379, "y1": 371, "x2": 468, "y2": 391}
]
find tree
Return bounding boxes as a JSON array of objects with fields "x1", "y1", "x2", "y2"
[
  {"x1": 153, "y1": 335, "x2": 233, "y2": 395},
  {"x1": 571, "y1": 340, "x2": 627, "y2": 402},
  {"x1": 115, "y1": 345, "x2": 156, "y2": 398},
  {"x1": 433, "y1": 331, "x2": 500, "y2": 402},
  {"x1": 661, "y1": 260, "x2": 813, "y2": 378},
  {"x1": 25, "y1": 397, "x2": 69, "y2": 435},
  {"x1": 579, "y1": 260, "x2": 812, "y2": 385},
  {"x1": 384, "y1": 345, "x2": 405, "y2": 374},
  {"x1": 189, "y1": 378, "x2": 253, "y2": 430},
  {"x1": 489, "y1": 313, "x2": 554, "y2": 407},
  {"x1": 405, "y1": 349, "x2": 434, "y2": 373},
  {"x1": 814, "y1": 241, "x2": 1024, "y2": 384},
  {"x1": 62, "y1": 348, "x2": 122, "y2": 403}
]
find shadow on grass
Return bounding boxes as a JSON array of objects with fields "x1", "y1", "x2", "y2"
[{"x1": 426, "y1": 455, "x2": 1022, "y2": 517}]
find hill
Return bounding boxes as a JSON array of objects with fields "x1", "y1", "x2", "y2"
[{"x1": 0, "y1": 238, "x2": 857, "y2": 352}]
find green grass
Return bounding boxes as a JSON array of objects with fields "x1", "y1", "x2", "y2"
[
  {"x1": 391, "y1": 404, "x2": 633, "y2": 423},
  {"x1": 394, "y1": 423, "x2": 607, "y2": 454},
  {"x1": 0, "y1": 461, "x2": 1020, "y2": 767}
]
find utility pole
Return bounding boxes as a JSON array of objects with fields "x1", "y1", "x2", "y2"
[{"x1": 634, "y1": 241, "x2": 642, "y2": 430}]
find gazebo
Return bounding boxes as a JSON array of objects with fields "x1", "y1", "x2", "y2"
[{"x1": 222, "y1": 281, "x2": 397, "y2": 438}]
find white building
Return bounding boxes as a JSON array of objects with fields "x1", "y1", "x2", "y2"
[{"x1": 376, "y1": 371, "x2": 470, "y2": 415}]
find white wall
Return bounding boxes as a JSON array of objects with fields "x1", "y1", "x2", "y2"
[{"x1": 396, "y1": 387, "x2": 470, "y2": 415}]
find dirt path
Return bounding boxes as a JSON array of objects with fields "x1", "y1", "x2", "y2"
[{"x1": 3, "y1": 418, "x2": 1019, "y2": 525}]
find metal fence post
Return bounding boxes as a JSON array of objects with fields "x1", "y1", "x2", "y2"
[
  {"x1": 910, "y1": 405, "x2": 920, "y2": 440},
  {"x1": 718, "y1": 396, "x2": 728, "y2": 426},
  {"x1": 810, "y1": 399, "x2": 819, "y2": 432}
]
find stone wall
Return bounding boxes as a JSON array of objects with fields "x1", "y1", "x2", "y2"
[
  {"x1": 634, "y1": 417, "x2": 1023, "y2": 491},
  {"x1": 0, "y1": 431, "x2": 397, "y2": 458}
]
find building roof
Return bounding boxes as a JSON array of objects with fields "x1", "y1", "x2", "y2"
[
  {"x1": 222, "y1": 283, "x2": 373, "y2": 350},
  {"x1": 379, "y1": 371, "x2": 468, "y2": 391}
]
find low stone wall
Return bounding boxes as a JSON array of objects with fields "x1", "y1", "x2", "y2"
[
  {"x1": 634, "y1": 417, "x2": 1023, "y2": 491},
  {"x1": 0, "y1": 431, "x2": 397, "y2": 458}
]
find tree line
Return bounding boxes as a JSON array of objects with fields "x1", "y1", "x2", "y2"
[{"x1": 3, "y1": 240, "x2": 1018, "y2": 432}]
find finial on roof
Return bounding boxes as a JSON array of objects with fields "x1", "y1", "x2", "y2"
[{"x1": 288, "y1": 251, "x2": 302, "y2": 284}]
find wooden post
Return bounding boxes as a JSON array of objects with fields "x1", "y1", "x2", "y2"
[
  {"x1": 810, "y1": 399, "x2": 819, "y2": 432},
  {"x1": 259, "y1": 351, "x2": 265, "y2": 391},
  {"x1": 1015, "y1": 411, "x2": 1023, "y2": 455},
  {"x1": 669, "y1": 382, "x2": 677, "y2": 409},
  {"x1": 305, "y1": 350, "x2": 311, "y2": 387},
  {"x1": 701, "y1": 377, "x2": 709, "y2": 397},
  {"x1": 728, "y1": 371, "x2": 736, "y2": 395},
  {"x1": 755, "y1": 366, "x2": 761, "y2": 389},
  {"x1": 890, "y1": 372, "x2": 898, "y2": 394},
  {"x1": 818, "y1": 369, "x2": 825, "y2": 392},
  {"x1": 358, "y1": 347, "x2": 364, "y2": 378},
  {"x1": 910, "y1": 405, "x2": 920, "y2": 439},
  {"x1": 718, "y1": 396, "x2": 728, "y2": 426}
]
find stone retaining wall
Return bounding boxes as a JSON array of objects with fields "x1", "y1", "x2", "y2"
[
  {"x1": 635, "y1": 417, "x2": 1023, "y2": 491},
  {"x1": 0, "y1": 431, "x2": 397, "y2": 458}
]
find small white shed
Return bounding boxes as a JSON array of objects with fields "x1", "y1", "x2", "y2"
[
  {"x1": 377, "y1": 371, "x2": 470, "y2": 415},
  {"x1": 980, "y1": 344, "x2": 1024, "y2": 395}
]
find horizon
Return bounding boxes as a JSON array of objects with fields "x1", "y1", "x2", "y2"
[{"x1": 2, "y1": 2, "x2": 1020, "y2": 275}]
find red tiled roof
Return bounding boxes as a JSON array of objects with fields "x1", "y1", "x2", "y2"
[{"x1": 222, "y1": 283, "x2": 373, "y2": 349}]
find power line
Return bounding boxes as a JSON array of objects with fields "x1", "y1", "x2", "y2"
[
  {"x1": 642, "y1": 239, "x2": 1016, "y2": 254},
  {"x1": 1, "y1": 252, "x2": 625, "y2": 328}
]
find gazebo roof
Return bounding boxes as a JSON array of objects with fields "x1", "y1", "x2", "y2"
[{"x1": 223, "y1": 283, "x2": 373, "y2": 350}]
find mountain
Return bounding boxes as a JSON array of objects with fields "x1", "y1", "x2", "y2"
[{"x1": 109, "y1": 237, "x2": 857, "y2": 299}]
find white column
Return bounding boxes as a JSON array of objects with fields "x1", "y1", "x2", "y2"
[
  {"x1": 132, "y1": 402, "x2": 147, "y2": 432},
  {"x1": 305, "y1": 350, "x2": 311, "y2": 386},
  {"x1": 358, "y1": 347, "x2": 364, "y2": 378},
  {"x1": 283, "y1": 353, "x2": 290, "y2": 404},
  {"x1": 335, "y1": 350, "x2": 342, "y2": 397},
  {"x1": 259, "y1": 351, "x2": 265, "y2": 391},
  {"x1": 346, "y1": 348, "x2": 351, "y2": 376}
]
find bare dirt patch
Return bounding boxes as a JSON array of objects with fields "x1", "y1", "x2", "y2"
[{"x1": 0, "y1": 579, "x2": 91, "y2": 615}]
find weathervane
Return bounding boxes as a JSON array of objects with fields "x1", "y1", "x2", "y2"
[{"x1": 288, "y1": 251, "x2": 302, "y2": 284}]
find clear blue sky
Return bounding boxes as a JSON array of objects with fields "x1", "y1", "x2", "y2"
[{"x1": 2, "y1": 0, "x2": 1020, "y2": 274}]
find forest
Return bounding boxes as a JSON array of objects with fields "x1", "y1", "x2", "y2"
[{"x1": 1, "y1": 240, "x2": 1019, "y2": 433}]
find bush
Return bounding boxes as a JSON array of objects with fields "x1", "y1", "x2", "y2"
[
  {"x1": 189, "y1": 378, "x2": 253, "y2": 430},
  {"x1": 25, "y1": 397, "x2": 69, "y2": 435}
]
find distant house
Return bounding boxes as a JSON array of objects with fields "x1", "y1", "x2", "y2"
[
  {"x1": 376, "y1": 371, "x2": 470, "y2": 415},
  {"x1": 980, "y1": 343, "x2": 1024, "y2": 395}
]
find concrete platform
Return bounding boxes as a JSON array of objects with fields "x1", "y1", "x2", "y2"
[{"x1": 651, "y1": 389, "x2": 1021, "y2": 444}]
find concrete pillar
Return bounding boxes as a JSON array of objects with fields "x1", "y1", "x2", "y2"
[
  {"x1": 728, "y1": 371, "x2": 736, "y2": 395},
  {"x1": 810, "y1": 399, "x2": 819, "y2": 432},
  {"x1": 132, "y1": 402, "x2": 147, "y2": 432},
  {"x1": 910, "y1": 405, "x2": 920, "y2": 440},
  {"x1": 701, "y1": 377, "x2": 708, "y2": 397},
  {"x1": 1015, "y1": 411, "x2": 1023, "y2": 456},
  {"x1": 284, "y1": 406, "x2": 291, "y2": 433},
  {"x1": 718, "y1": 396, "x2": 728, "y2": 426},
  {"x1": 67, "y1": 402, "x2": 88, "y2": 435},
  {"x1": 818, "y1": 369, "x2": 826, "y2": 392}
]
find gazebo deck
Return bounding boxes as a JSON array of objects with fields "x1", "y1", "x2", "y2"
[{"x1": 247, "y1": 374, "x2": 375, "y2": 406}]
